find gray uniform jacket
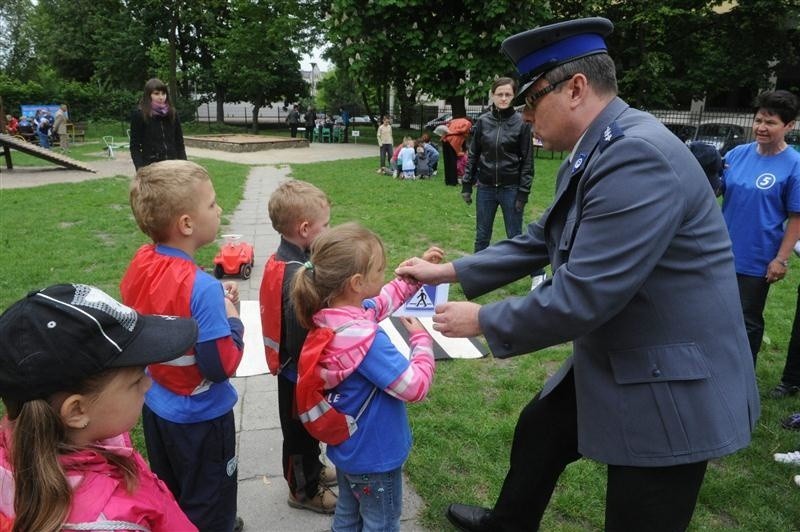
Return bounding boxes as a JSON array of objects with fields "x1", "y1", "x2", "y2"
[{"x1": 454, "y1": 97, "x2": 759, "y2": 467}]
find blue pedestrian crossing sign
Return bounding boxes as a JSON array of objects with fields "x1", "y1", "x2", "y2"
[{"x1": 393, "y1": 284, "x2": 449, "y2": 317}]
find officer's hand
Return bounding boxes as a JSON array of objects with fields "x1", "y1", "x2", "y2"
[{"x1": 461, "y1": 193, "x2": 472, "y2": 205}]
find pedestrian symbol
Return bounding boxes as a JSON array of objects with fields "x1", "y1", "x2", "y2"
[{"x1": 393, "y1": 284, "x2": 449, "y2": 317}]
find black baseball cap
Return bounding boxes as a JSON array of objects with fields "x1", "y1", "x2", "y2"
[
  {"x1": 687, "y1": 141, "x2": 724, "y2": 193},
  {"x1": 501, "y1": 17, "x2": 615, "y2": 105},
  {"x1": 0, "y1": 283, "x2": 198, "y2": 403}
]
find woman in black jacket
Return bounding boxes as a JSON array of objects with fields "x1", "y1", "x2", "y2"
[
  {"x1": 129, "y1": 78, "x2": 186, "y2": 170},
  {"x1": 461, "y1": 77, "x2": 533, "y2": 253}
]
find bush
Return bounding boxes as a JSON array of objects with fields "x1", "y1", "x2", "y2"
[{"x1": 0, "y1": 73, "x2": 137, "y2": 122}]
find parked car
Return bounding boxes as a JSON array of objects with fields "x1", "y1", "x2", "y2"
[
  {"x1": 350, "y1": 115, "x2": 375, "y2": 124},
  {"x1": 692, "y1": 122, "x2": 748, "y2": 155},
  {"x1": 662, "y1": 122, "x2": 697, "y2": 143},
  {"x1": 424, "y1": 111, "x2": 484, "y2": 131}
]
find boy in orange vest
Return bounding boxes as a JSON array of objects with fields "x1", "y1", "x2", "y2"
[
  {"x1": 259, "y1": 180, "x2": 336, "y2": 513},
  {"x1": 120, "y1": 160, "x2": 245, "y2": 532}
]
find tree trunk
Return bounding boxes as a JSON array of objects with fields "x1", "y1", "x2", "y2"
[
  {"x1": 216, "y1": 84, "x2": 226, "y2": 124},
  {"x1": 360, "y1": 91, "x2": 377, "y2": 128},
  {"x1": 251, "y1": 95, "x2": 264, "y2": 133},
  {"x1": 168, "y1": 14, "x2": 179, "y2": 100},
  {"x1": 251, "y1": 106, "x2": 261, "y2": 133},
  {"x1": 450, "y1": 95, "x2": 467, "y2": 118},
  {"x1": 393, "y1": 75, "x2": 418, "y2": 129}
]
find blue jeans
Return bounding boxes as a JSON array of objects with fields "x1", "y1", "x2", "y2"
[
  {"x1": 475, "y1": 185, "x2": 522, "y2": 253},
  {"x1": 332, "y1": 467, "x2": 403, "y2": 532},
  {"x1": 37, "y1": 131, "x2": 50, "y2": 149}
]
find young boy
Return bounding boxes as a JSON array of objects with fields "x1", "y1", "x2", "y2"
[
  {"x1": 120, "y1": 160, "x2": 245, "y2": 532},
  {"x1": 259, "y1": 180, "x2": 337, "y2": 513}
]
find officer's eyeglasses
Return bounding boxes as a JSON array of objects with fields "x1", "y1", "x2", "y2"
[{"x1": 524, "y1": 76, "x2": 574, "y2": 109}]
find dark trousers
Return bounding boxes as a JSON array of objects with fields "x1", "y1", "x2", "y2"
[
  {"x1": 442, "y1": 142, "x2": 459, "y2": 186},
  {"x1": 305, "y1": 126, "x2": 314, "y2": 142},
  {"x1": 490, "y1": 371, "x2": 707, "y2": 532},
  {"x1": 780, "y1": 284, "x2": 800, "y2": 385},
  {"x1": 278, "y1": 374, "x2": 323, "y2": 499},
  {"x1": 142, "y1": 405, "x2": 238, "y2": 532},
  {"x1": 290, "y1": 124, "x2": 298, "y2": 138},
  {"x1": 474, "y1": 185, "x2": 522, "y2": 252},
  {"x1": 379, "y1": 143, "x2": 393, "y2": 169},
  {"x1": 737, "y1": 274, "x2": 770, "y2": 366}
]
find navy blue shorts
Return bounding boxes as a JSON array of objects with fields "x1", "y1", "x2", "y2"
[{"x1": 142, "y1": 405, "x2": 238, "y2": 531}]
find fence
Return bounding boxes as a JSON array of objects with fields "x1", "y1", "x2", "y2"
[{"x1": 194, "y1": 100, "x2": 800, "y2": 152}]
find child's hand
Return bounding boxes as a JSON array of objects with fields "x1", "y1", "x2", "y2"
[
  {"x1": 222, "y1": 281, "x2": 240, "y2": 306},
  {"x1": 422, "y1": 246, "x2": 444, "y2": 264},
  {"x1": 399, "y1": 317, "x2": 426, "y2": 334}
]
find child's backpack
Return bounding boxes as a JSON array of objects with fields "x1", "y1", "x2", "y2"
[
  {"x1": 296, "y1": 327, "x2": 377, "y2": 445},
  {"x1": 415, "y1": 149, "x2": 431, "y2": 177}
]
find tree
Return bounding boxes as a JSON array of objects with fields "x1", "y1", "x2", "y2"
[
  {"x1": 213, "y1": 0, "x2": 309, "y2": 132},
  {"x1": 315, "y1": 68, "x2": 376, "y2": 118},
  {"x1": 550, "y1": 0, "x2": 800, "y2": 108},
  {"x1": 326, "y1": 0, "x2": 548, "y2": 121},
  {"x1": 0, "y1": 0, "x2": 36, "y2": 79}
]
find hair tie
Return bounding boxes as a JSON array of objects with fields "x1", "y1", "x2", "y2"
[{"x1": 303, "y1": 261, "x2": 314, "y2": 271}]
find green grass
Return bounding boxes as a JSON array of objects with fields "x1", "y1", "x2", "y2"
[
  {"x1": 0, "y1": 157, "x2": 249, "y2": 306},
  {"x1": 287, "y1": 157, "x2": 800, "y2": 530},
  {"x1": 2, "y1": 153, "x2": 800, "y2": 529}
]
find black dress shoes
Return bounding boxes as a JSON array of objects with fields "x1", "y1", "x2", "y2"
[{"x1": 446, "y1": 503, "x2": 495, "y2": 531}]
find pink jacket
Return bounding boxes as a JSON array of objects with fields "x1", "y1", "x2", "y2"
[
  {"x1": 0, "y1": 424, "x2": 196, "y2": 532},
  {"x1": 311, "y1": 277, "x2": 435, "y2": 402}
]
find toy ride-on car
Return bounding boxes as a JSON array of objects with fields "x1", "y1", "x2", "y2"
[{"x1": 213, "y1": 234, "x2": 255, "y2": 279}]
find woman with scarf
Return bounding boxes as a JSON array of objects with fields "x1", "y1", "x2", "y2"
[{"x1": 129, "y1": 78, "x2": 187, "y2": 170}]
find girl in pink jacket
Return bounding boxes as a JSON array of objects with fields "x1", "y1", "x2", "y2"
[
  {"x1": 292, "y1": 223, "x2": 442, "y2": 532},
  {"x1": 0, "y1": 283, "x2": 198, "y2": 532}
]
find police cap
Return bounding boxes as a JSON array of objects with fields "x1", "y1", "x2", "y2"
[{"x1": 502, "y1": 17, "x2": 614, "y2": 103}]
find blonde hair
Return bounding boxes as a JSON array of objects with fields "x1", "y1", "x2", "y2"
[
  {"x1": 7, "y1": 367, "x2": 139, "y2": 532},
  {"x1": 130, "y1": 160, "x2": 211, "y2": 242},
  {"x1": 268, "y1": 180, "x2": 330, "y2": 235},
  {"x1": 292, "y1": 222, "x2": 384, "y2": 330}
]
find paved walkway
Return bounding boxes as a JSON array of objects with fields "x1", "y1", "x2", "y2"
[{"x1": 0, "y1": 142, "x2": 428, "y2": 531}]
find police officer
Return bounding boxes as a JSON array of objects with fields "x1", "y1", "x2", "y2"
[{"x1": 397, "y1": 17, "x2": 758, "y2": 531}]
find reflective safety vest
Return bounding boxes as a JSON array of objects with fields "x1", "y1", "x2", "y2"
[
  {"x1": 259, "y1": 255, "x2": 284, "y2": 375},
  {"x1": 296, "y1": 327, "x2": 376, "y2": 445},
  {"x1": 120, "y1": 244, "x2": 207, "y2": 396}
]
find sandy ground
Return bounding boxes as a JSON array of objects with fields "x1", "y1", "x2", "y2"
[{"x1": 0, "y1": 142, "x2": 377, "y2": 189}]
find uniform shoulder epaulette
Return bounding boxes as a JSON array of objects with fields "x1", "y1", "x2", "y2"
[{"x1": 599, "y1": 121, "x2": 625, "y2": 153}]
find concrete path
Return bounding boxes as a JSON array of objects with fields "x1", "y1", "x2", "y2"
[{"x1": 0, "y1": 142, "x2": 428, "y2": 531}]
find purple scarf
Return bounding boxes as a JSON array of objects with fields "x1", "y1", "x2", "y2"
[{"x1": 151, "y1": 102, "x2": 169, "y2": 117}]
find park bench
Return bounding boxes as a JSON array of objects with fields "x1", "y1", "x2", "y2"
[{"x1": 67, "y1": 122, "x2": 87, "y2": 143}]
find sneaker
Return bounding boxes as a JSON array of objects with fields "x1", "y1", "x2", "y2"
[
  {"x1": 287, "y1": 486, "x2": 337, "y2": 514},
  {"x1": 531, "y1": 273, "x2": 547, "y2": 291},
  {"x1": 774, "y1": 451, "x2": 800, "y2": 465},
  {"x1": 794, "y1": 240, "x2": 800, "y2": 258},
  {"x1": 233, "y1": 516, "x2": 244, "y2": 532},
  {"x1": 770, "y1": 382, "x2": 800, "y2": 399},
  {"x1": 782, "y1": 412, "x2": 800, "y2": 430},
  {"x1": 794, "y1": 475, "x2": 800, "y2": 488},
  {"x1": 319, "y1": 465, "x2": 338, "y2": 487},
  {"x1": 376, "y1": 168, "x2": 384, "y2": 174}
]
